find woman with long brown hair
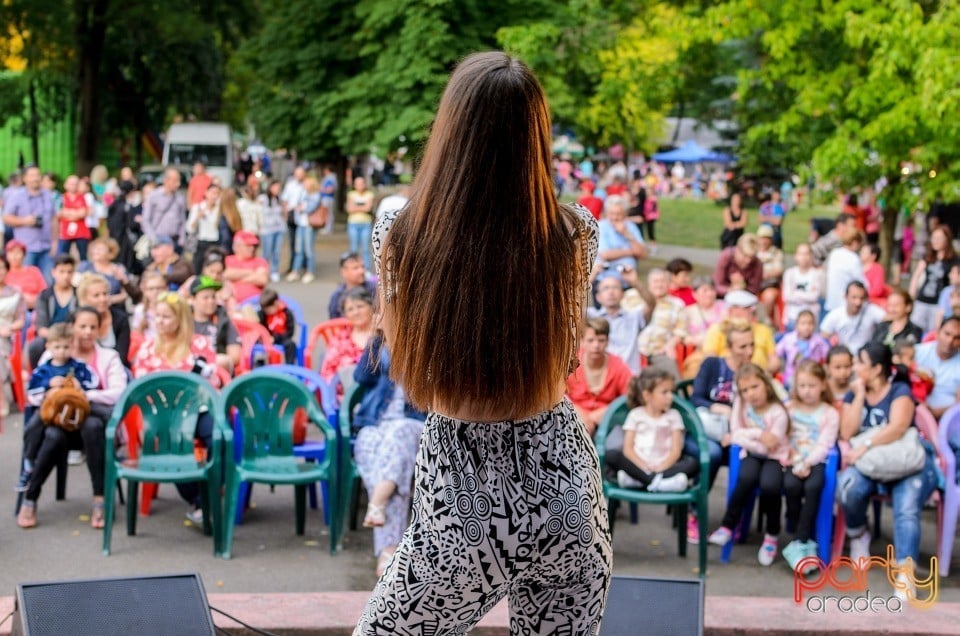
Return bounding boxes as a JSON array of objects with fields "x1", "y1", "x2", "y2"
[
  {"x1": 354, "y1": 52, "x2": 612, "y2": 634},
  {"x1": 909, "y1": 224, "x2": 957, "y2": 332}
]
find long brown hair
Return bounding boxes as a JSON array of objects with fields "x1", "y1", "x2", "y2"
[
  {"x1": 924, "y1": 225, "x2": 956, "y2": 263},
  {"x1": 219, "y1": 188, "x2": 242, "y2": 233},
  {"x1": 735, "y1": 363, "x2": 790, "y2": 435},
  {"x1": 381, "y1": 51, "x2": 586, "y2": 415}
]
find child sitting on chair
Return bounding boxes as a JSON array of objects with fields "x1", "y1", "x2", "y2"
[
  {"x1": 605, "y1": 367, "x2": 699, "y2": 492},
  {"x1": 258, "y1": 287, "x2": 297, "y2": 364}
]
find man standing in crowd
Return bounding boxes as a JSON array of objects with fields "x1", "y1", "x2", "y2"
[
  {"x1": 587, "y1": 273, "x2": 645, "y2": 373},
  {"x1": 281, "y1": 166, "x2": 307, "y2": 271},
  {"x1": 811, "y1": 212, "x2": 856, "y2": 266},
  {"x1": 142, "y1": 168, "x2": 187, "y2": 247},
  {"x1": 2, "y1": 165, "x2": 57, "y2": 278},
  {"x1": 319, "y1": 164, "x2": 338, "y2": 235}
]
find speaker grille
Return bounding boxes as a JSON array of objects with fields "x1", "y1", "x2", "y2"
[{"x1": 17, "y1": 574, "x2": 215, "y2": 636}]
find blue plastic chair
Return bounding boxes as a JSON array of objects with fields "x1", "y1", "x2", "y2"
[
  {"x1": 720, "y1": 445, "x2": 839, "y2": 563},
  {"x1": 239, "y1": 295, "x2": 308, "y2": 365}
]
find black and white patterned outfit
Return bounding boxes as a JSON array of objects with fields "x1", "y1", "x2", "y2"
[{"x1": 355, "y1": 205, "x2": 612, "y2": 635}]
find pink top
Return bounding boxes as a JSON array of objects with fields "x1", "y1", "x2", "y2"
[
  {"x1": 320, "y1": 331, "x2": 366, "y2": 382},
  {"x1": 730, "y1": 396, "x2": 790, "y2": 464},
  {"x1": 623, "y1": 406, "x2": 684, "y2": 467},
  {"x1": 863, "y1": 262, "x2": 889, "y2": 306},
  {"x1": 225, "y1": 255, "x2": 269, "y2": 303},
  {"x1": 132, "y1": 335, "x2": 216, "y2": 378}
]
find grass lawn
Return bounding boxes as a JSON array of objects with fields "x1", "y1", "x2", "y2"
[{"x1": 655, "y1": 199, "x2": 841, "y2": 253}]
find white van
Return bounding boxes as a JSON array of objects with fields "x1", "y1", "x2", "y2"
[{"x1": 162, "y1": 122, "x2": 234, "y2": 187}]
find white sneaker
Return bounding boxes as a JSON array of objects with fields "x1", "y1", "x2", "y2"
[
  {"x1": 893, "y1": 572, "x2": 915, "y2": 603},
  {"x1": 270, "y1": 272, "x2": 280, "y2": 283},
  {"x1": 655, "y1": 474, "x2": 689, "y2": 492},
  {"x1": 285, "y1": 271, "x2": 300, "y2": 282},
  {"x1": 616, "y1": 470, "x2": 645, "y2": 489},
  {"x1": 758, "y1": 534, "x2": 779, "y2": 566},
  {"x1": 67, "y1": 451, "x2": 85, "y2": 466},
  {"x1": 301, "y1": 273, "x2": 315, "y2": 284},
  {"x1": 848, "y1": 530, "x2": 871, "y2": 565}
]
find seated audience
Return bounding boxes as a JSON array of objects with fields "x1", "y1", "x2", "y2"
[
  {"x1": 145, "y1": 236, "x2": 193, "y2": 290},
  {"x1": 17, "y1": 309, "x2": 128, "y2": 529},
  {"x1": 825, "y1": 345, "x2": 854, "y2": 407},
  {"x1": 666, "y1": 258, "x2": 695, "y2": 306},
  {"x1": 860, "y1": 243, "x2": 889, "y2": 308},
  {"x1": 756, "y1": 225, "x2": 784, "y2": 327},
  {"x1": 320, "y1": 286, "x2": 376, "y2": 385},
  {"x1": 713, "y1": 233, "x2": 762, "y2": 297},
  {"x1": 825, "y1": 230, "x2": 865, "y2": 312},
  {"x1": 684, "y1": 277, "x2": 726, "y2": 349},
  {"x1": 76, "y1": 237, "x2": 133, "y2": 306},
  {"x1": 909, "y1": 225, "x2": 957, "y2": 333},
  {"x1": 190, "y1": 276, "x2": 241, "y2": 374},
  {"x1": 566, "y1": 317, "x2": 632, "y2": 436},
  {"x1": 5, "y1": 239, "x2": 46, "y2": 310},
  {"x1": 0, "y1": 252, "x2": 27, "y2": 415},
  {"x1": 781, "y1": 243, "x2": 823, "y2": 329},
  {"x1": 77, "y1": 273, "x2": 130, "y2": 363},
  {"x1": 821, "y1": 281, "x2": 885, "y2": 354},
  {"x1": 935, "y1": 261, "x2": 960, "y2": 328},
  {"x1": 577, "y1": 180, "x2": 603, "y2": 220},
  {"x1": 775, "y1": 310, "x2": 830, "y2": 389},
  {"x1": 132, "y1": 271, "x2": 166, "y2": 339},
  {"x1": 837, "y1": 343, "x2": 938, "y2": 600},
  {"x1": 179, "y1": 247, "x2": 237, "y2": 315},
  {"x1": 701, "y1": 290, "x2": 779, "y2": 374},
  {"x1": 597, "y1": 195, "x2": 647, "y2": 272},
  {"x1": 353, "y1": 334, "x2": 427, "y2": 576},
  {"x1": 605, "y1": 368, "x2": 699, "y2": 492},
  {"x1": 635, "y1": 268, "x2": 687, "y2": 376},
  {"x1": 224, "y1": 230, "x2": 269, "y2": 303},
  {"x1": 28, "y1": 254, "x2": 78, "y2": 368},
  {"x1": 258, "y1": 288, "x2": 298, "y2": 365},
  {"x1": 811, "y1": 212, "x2": 856, "y2": 266},
  {"x1": 587, "y1": 273, "x2": 644, "y2": 374},
  {"x1": 914, "y1": 316, "x2": 960, "y2": 418},
  {"x1": 870, "y1": 288, "x2": 923, "y2": 348},
  {"x1": 328, "y1": 252, "x2": 378, "y2": 320}
]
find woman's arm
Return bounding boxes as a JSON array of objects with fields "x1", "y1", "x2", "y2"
[
  {"x1": 839, "y1": 383, "x2": 865, "y2": 440},
  {"x1": 690, "y1": 357, "x2": 718, "y2": 409}
]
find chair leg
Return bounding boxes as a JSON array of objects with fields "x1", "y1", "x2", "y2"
[
  {"x1": 103, "y1": 476, "x2": 118, "y2": 556},
  {"x1": 676, "y1": 504, "x2": 687, "y2": 558},
  {"x1": 697, "y1": 501, "x2": 708, "y2": 578},
  {"x1": 56, "y1": 454, "x2": 68, "y2": 500},
  {"x1": 140, "y1": 482, "x2": 158, "y2": 516},
  {"x1": 940, "y1": 493, "x2": 958, "y2": 577},
  {"x1": 221, "y1": 473, "x2": 240, "y2": 560},
  {"x1": 236, "y1": 482, "x2": 250, "y2": 525},
  {"x1": 116, "y1": 480, "x2": 125, "y2": 506},
  {"x1": 872, "y1": 498, "x2": 882, "y2": 538},
  {"x1": 348, "y1": 477, "x2": 362, "y2": 531},
  {"x1": 207, "y1": 477, "x2": 221, "y2": 557},
  {"x1": 295, "y1": 484, "x2": 306, "y2": 536},
  {"x1": 607, "y1": 499, "x2": 619, "y2": 536},
  {"x1": 832, "y1": 507, "x2": 847, "y2": 561},
  {"x1": 629, "y1": 502, "x2": 638, "y2": 525},
  {"x1": 126, "y1": 480, "x2": 139, "y2": 536},
  {"x1": 200, "y1": 487, "x2": 212, "y2": 537}
]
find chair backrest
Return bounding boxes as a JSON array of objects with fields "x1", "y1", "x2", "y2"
[
  {"x1": 914, "y1": 404, "x2": 942, "y2": 458},
  {"x1": 306, "y1": 318, "x2": 353, "y2": 369},
  {"x1": 112, "y1": 371, "x2": 223, "y2": 458},
  {"x1": 234, "y1": 319, "x2": 277, "y2": 372},
  {"x1": 338, "y1": 383, "x2": 369, "y2": 439},
  {"x1": 938, "y1": 404, "x2": 960, "y2": 486},
  {"x1": 266, "y1": 365, "x2": 339, "y2": 421},
  {"x1": 278, "y1": 294, "x2": 308, "y2": 346},
  {"x1": 221, "y1": 371, "x2": 334, "y2": 462},
  {"x1": 594, "y1": 396, "x2": 630, "y2": 466}
]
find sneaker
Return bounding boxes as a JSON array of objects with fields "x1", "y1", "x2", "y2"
[
  {"x1": 285, "y1": 271, "x2": 300, "y2": 282},
  {"x1": 801, "y1": 541, "x2": 820, "y2": 575},
  {"x1": 893, "y1": 572, "x2": 915, "y2": 603},
  {"x1": 782, "y1": 540, "x2": 807, "y2": 573},
  {"x1": 616, "y1": 470, "x2": 645, "y2": 489},
  {"x1": 758, "y1": 534, "x2": 778, "y2": 566},
  {"x1": 686, "y1": 514, "x2": 700, "y2": 544},
  {"x1": 270, "y1": 272, "x2": 280, "y2": 283},
  {"x1": 301, "y1": 273, "x2": 315, "y2": 284},
  {"x1": 655, "y1": 474, "x2": 688, "y2": 492},
  {"x1": 67, "y1": 451, "x2": 85, "y2": 466},
  {"x1": 848, "y1": 530, "x2": 871, "y2": 565},
  {"x1": 707, "y1": 526, "x2": 733, "y2": 546},
  {"x1": 185, "y1": 508, "x2": 204, "y2": 525}
]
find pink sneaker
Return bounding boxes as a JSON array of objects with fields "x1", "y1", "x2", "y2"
[{"x1": 686, "y1": 513, "x2": 699, "y2": 544}]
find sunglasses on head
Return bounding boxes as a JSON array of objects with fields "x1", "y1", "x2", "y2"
[{"x1": 158, "y1": 291, "x2": 182, "y2": 306}]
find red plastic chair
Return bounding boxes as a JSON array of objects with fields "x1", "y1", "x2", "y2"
[
  {"x1": 234, "y1": 319, "x2": 283, "y2": 374},
  {"x1": 305, "y1": 318, "x2": 352, "y2": 370},
  {"x1": 10, "y1": 331, "x2": 26, "y2": 412},
  {"x1": 128, "y1": 330, "x2": 145, "y2": 365}
]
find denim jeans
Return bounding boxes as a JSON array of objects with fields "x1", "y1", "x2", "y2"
[
  {"x1": 291, "y1": 225, "x2": 315, "y2": 274},
  {"x1": 25, "y1": 249, "x2": 53, "y2": 282},
  {"x1": 57, "y1": 238, "x2": 88, "y2": 261},
  {"x1": 348, "y1": 222, "x2": 373, "y2": 271},
  {"x1": 837, "y1": 453, "x2": 938, "y2": 563},
  {"x1": 260, "y1": 231, "x2": 284, "y2": 276},
  {"x1": 684, "y1": 434, "x2": 728, "y2": 490}
]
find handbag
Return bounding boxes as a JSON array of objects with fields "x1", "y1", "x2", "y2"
[
  {"x1": 308, "y1": 203, "x2": 329, "y2": 229},
  {"x1": 850, "y1": 426, "x2": 925, "y2": 481},
  {"x1": 696, "y1": 406, "x2": 729, "y2": 442},
  {"x1": 40, "y1": 371, "x2": 91, "y2": 432}
]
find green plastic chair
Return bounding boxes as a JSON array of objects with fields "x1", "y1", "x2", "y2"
[
  {"x1": 220, "y1": 371, "x2": 338, "y2": 559},
  {"x1": 675, "y1": 379, "x2": 694, "y2": 399},
  {"x1": 337, "y1": 383, "x2": 368, "y2": 536},
  {"x1": 103, "y1": 371, "x2": 229, "y2": 556},
  {"x1": 594, "y1": 394, "x2": 711, "y2": 578}
]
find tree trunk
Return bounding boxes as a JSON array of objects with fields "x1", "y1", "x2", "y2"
[
  {"x1": 27, "y1": 77, "x2": 39, "y2": 165},
  {"x1": 75, "y1": 0, "x2": 111, "y2": 176},
  {"x1": 880, "y1": 173, "x2": 902, "y2": 282}
]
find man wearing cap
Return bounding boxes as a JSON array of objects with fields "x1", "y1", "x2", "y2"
[
  {"x1": 142, "y1": 168, "x2": 187, "y2": 248},
  {"x1": 700, "y1": 290, "x2": 779, "y2": 374},
  {"x1": 190, "y1": 275, "x2": 241, "y2": 374},
  {"x1": 224, "y1": 230, "x2": 269, "y2": 303},
  {"x1": 2, "y1": 165, "x2": 57, "y2": 279},
  {"x1": 329, "y1": 252, "x2": 377, "y2": 320},
  {"x1": 145, "y1": 236, "x2": 194, "y2": 290},
  {"x1": 577, "y1": 180, "x2": 603, "y2": 220},
  {"x1": 820, "y1": 281, "x2": 885, "y2": 354},
  {"x1": 713, "y1": 233, "x2": 763, "y2": 297},
  {"x1": 587, "y1": 273, "x2": 645, "y2": 373}
]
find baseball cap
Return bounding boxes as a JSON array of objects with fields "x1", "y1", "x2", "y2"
[
  {"x1": 581, "y1": 181, "x2": 596, "y2": 192},
  {"x1": 234, "y1": 230, "x2": 259, "y2": 246},
  {"x1": 190, "y1": 275, "x2": 223, "y2": 295},
  {"x1": 4, "y1": 239, "x2": 26, "y2": 253},
  {"x1": 725, "y1": 290, "x2": 758, "y2": 308},
  {"x1": 153, "y1": 236, "x2": 174, "y2": 247},
  {"x1": 757, "y1": 224, "x2": 774, "y2": 239}
]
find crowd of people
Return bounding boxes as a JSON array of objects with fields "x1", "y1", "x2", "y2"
[{"x1": 566, "y1": 182, "x2": 959, "y2": 595}]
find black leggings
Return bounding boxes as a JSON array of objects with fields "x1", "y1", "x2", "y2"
[
  {"x1": 606, "y1": 448, "x2": 699, "y2": 487},
  {"x1": 645, "y1": 219, "x2": 656, "y2": 241},
  {"x1": 174, "y1": 412, "x2": 215, "y2": 508},
  {"x1": 783, "y1": 463, "x2": 826, "y2": 543},
  {"x1": 721, "y1": 454, "x2": 784, "y2": 536},
  {"x1": 25, "y1": 403, "x2": 111, "y2": 501}
]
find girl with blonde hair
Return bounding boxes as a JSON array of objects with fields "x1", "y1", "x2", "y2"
[{"x1": 355, "y1": 52, "x2": 611, "y2": 635}]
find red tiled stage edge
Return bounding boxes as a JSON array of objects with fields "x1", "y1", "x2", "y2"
[{"x1": 0, "y1": 593, "x2": 953, "y2": 634}]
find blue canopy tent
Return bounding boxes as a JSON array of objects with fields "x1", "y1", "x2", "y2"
[{"x1": 652, "y1": 140, "x2": 733, "y2": 163}]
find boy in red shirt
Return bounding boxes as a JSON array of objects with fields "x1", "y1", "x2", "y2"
[
  {"x1": 667, "y1": 258, "x2": 696, "y2": 306},
  {"x1": 577, "y1": 180, "x2": 604, "y2": 220}
]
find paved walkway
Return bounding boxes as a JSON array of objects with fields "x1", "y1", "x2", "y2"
[{"x1": 0, "y1": 231, "x2": 955, "y2": 624}]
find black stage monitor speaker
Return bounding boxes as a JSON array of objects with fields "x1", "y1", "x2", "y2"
[
  {"x1": 600, "y1": 575, "x2": 704, "y2": 636},
  {"x1": 12, "y1": 572, "x2": 216, "y2": 636}
]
